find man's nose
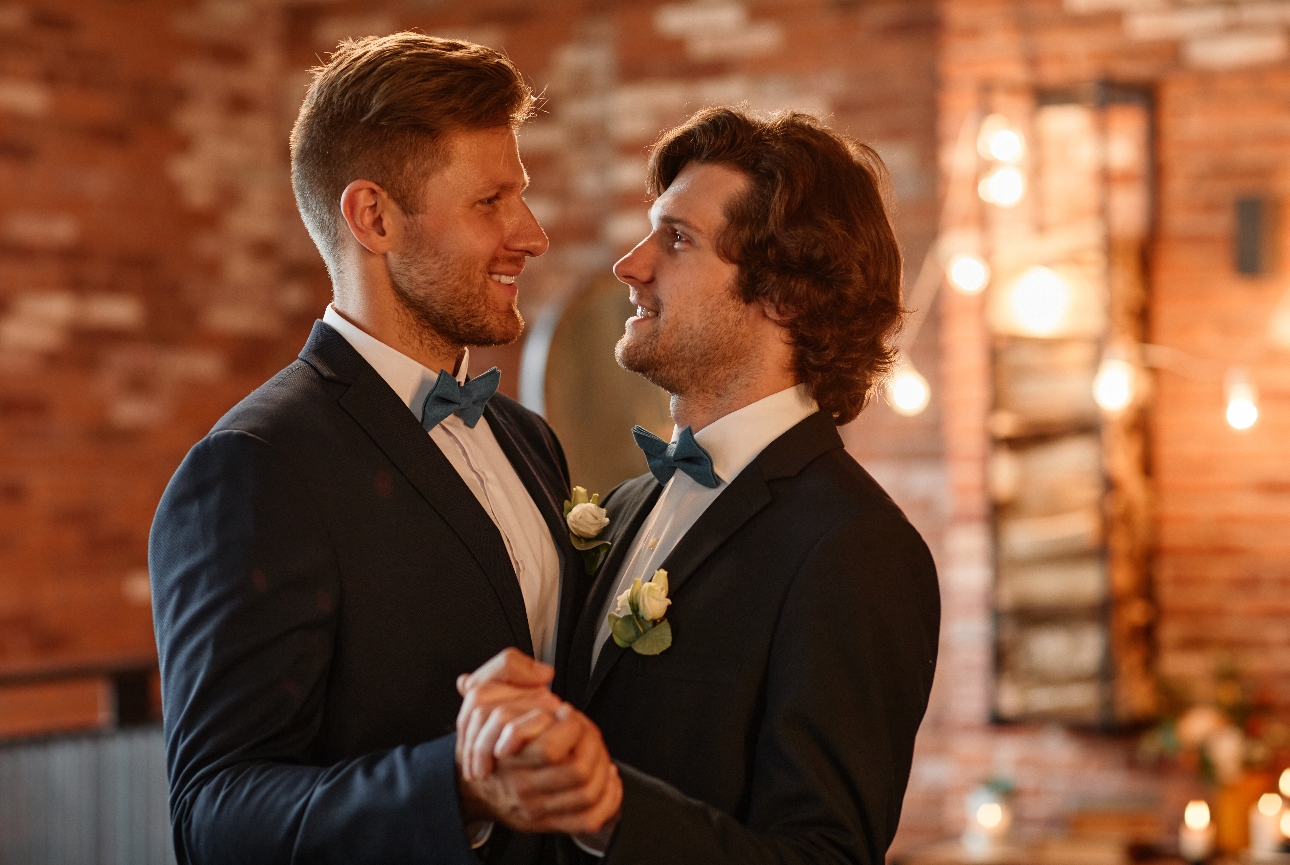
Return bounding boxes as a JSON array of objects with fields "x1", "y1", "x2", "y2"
[
  {"x1": 613, "y1": 236, "x2": 653, "y2": 285},
  {"x1": 509, "y1": 201, "x2": 550, "y2": 257}
]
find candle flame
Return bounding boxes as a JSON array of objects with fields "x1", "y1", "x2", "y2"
[{"x1": 1184, "y1": 800, "x2": 1211, "y2": 831}]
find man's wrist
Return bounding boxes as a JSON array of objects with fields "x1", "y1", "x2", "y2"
[
  {"x1": 572, "y1": 810, "x2": 621, "y2": 857},
  {"x1": 456, "y1": 763, "x2": 492, "y2": 825}
]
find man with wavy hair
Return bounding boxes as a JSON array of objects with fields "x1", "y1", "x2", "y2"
[
  {"x1": 459, "y1": 107, "x2": 941, "y2": 864},
  {"x1": 150, "y1": 33, "x2": 620, "y2": 865}
]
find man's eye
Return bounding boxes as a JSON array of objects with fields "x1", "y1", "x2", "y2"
[
  {"x1": 671, "y1": 230, "x2": 688, "y2": 245},
  {"x1": 479, "y1": 195, "x2": 501, "y2": 206}
]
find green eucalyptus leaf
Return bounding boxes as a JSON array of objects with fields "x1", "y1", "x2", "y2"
[
  {"x1": 609, "y1": 613, "x2": 641, "y2": 647},
  {"x1": 563, "y1": 500, "x2": 574, "y2": 518},
  {"x1": 631, "y1": 619, "x2": 672, "y2": 655},
  {"x1": 570, "y1": 535, "x2": 611, "y2": 552}
]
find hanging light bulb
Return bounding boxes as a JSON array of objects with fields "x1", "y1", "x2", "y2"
[
  {"x1": 977, "y1": 114, "x2": 1025, "y2": 163},
  {"x1": 988, "y1": 128, "x2": 1025, "y2": 163},
  {"x1": 978, "y1": 166, "x2": 1026, "y2": 207},
  {"x1": 1093, "y1": 354, "x2": 1137, "y2": 412},
  {"x1": 1008, "y1": 266, "x2": 1070, "y2": 336},
  {"x1": 948, "y1": 254, "x2": 990, "y2": 295},
  {"x1": 887, "y1": 360, "x2": 931, "y2": 417},
  {"x1": 1225, "y1": 369, "x2": 1259, "y2": 430}
]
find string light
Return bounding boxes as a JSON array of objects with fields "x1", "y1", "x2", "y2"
[
  {"x1": 1225, "y1": 369, "x2": 1259, "y2": 430},
  {"x1": 948, "y1": 253, "x2": 990, "y2": 294},
  {"x1": 977, "y1": 114, "x2": 1025, "y2": 164},
  {"x1": 1279, "y1": 768, "x2": 1290, "y2": 798},
  {"x1": 978, "y1": 166, "x2": 1026, "y2": 207},
  {"x1": 976, "y1": 802, "x2": 1004, "y2": 829},
  {"x1": 1008, "y1": 266, "x2": 1070, "y2": 336},
  {"x1": 1184, "y1": 800, "x2": 1211, "y2": 832},
  {"x1": 1093, "y1": 354, "x2": 1137, "y2": 412},
  {"x1": 1258, "y1": 794, "x2": 1284, "y2": 817},
  {"x1": 887, "y1": 361, "x2": 931, "y2": 417}
]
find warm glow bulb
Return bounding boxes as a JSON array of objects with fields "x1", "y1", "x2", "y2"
[
  {"x1": 888, "y1": 364, "x2": 931, "y2": 417},
  {"x1": 1225, "y1": 371, "x2": 1259, "y2": 431},
  {"x1": 1280, "y1": 810, "x2": 1290, "y2": 839},
  {"x1": 1184, "y1": 800, "x2": 1211, "y2": 831},
  {"x1": 978, "y1": 166, "x2": 1026, "y2": 207},
  {"x1": 1279, "y1": 768, "x2": 1290, "y2": 798},
  {"x1": 988, "y1": 129, "x2": 1025, "y2": 163},
  {"x1": 976, "y1": 802, "x2": 1004, "y2": 829},
  {"x1": 1093, "y1": 357, "x2": 1136, "y2": 412},
  {"x1": 1258, "y1": 793, "x2": 1284, "y2": 817},
  {"x1": 948, "y1": 254, "x2": 990, "y2": 295},
  {"x1": 1008, "y1": 266, "x2": 1070, "y2": 336}
]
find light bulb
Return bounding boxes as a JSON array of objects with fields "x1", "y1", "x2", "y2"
[
  {"x1": 978, "y1": 166, "x2": 1025, "y2": 207},
  {"x1": 1008, "y1": 266, "x2": 1070, "y2": 336},
  {"x1": 1281, "y1": 810, "x2": 1290, "y2": 839},
  {"x1": 948, "y1": 254, "x2": 990, "y2": 295},
  {"x1": 1279, "y1": 768, "x2": 1290, "y2": 798},
  {"x1": 1093, "y1": 356, "x2": 1136, "y2": 412},
  {"x1": 976, "y1": 802, "x2": 1004, "y2": 829},
  {"x1": 1225, "y1": 369, "x2": 1258, "y2": 431},
  {"x1": 887, "y1": 363, "x2": 931, "y2": 417},
  {"x1": 988, "y1": 128, "x2": 1025, "y2": 163},
  {"x1": 1258, "y1": 793, "x2": 1283, "y2": 817},
  {"x1": 977, "y1": 113, "x2": 1023, "y2": 162},
  {"x1": 1184, "y1": 800, "x2": 1211, "y2": 831}
]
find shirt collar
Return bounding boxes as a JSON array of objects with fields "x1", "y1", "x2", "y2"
[
  {"x1": 322, "y1": 304, "x2": 469, "y2": 415},
  {"x1": 682, "y1": 384, "x2": 819, "y2": 484}
]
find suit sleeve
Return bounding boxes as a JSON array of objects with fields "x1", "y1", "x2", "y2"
[
  {"x1": 601, "y1": 511, "x2": 941, "y2": 865},
  {"x1": 149, "y1": 429, "x2": 476, "y2": 865}
]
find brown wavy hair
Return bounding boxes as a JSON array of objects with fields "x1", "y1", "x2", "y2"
[
  {"x1": 646, "y1": 107, "x2": 905, "y2": 424},
  {"x1": 290, "y1": 33, "x2": 536, "y2": 269}
]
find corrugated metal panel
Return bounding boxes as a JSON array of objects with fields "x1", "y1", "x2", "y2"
[{"x1": 0, "y1": 726, "x2": 175, "y2": 865}]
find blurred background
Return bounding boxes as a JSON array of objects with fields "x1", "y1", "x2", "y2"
[{"x1": 1, "y1": 0, "x2": 1289, "y2": 862}]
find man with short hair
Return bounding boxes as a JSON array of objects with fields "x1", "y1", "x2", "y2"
[
  {"x1": 460, "y1": 107, "x2": 941, "y2": 864},
  {"x1": 149, "y1": 33, "x2": 619, "y2": 865}
]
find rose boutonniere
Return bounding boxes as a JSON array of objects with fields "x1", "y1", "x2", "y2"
[
  {"x1": 607, "y1": 568, "x2": 672, "y2": 655},
  {"x1": 565, "y1": 486, "x2": 611, "y2": 575}
]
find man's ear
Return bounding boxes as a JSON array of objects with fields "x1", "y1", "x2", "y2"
[
  {"x1": 339, "y1": 179, "x2": 402, "y2": 255},
  {"x1": 759, "y1": 297, "x2": 793, "y2": 325}
]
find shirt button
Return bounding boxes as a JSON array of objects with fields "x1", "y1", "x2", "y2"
[{"x1": 648, "y1": 538, "x2": 659, "y2": 551}]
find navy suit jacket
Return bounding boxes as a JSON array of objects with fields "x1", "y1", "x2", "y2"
[
  {"x1": 562, "y1": 412, "x2": 941, "y2": 865},
  {"x1": 149, "y1": 322, "x2": 589, "y2": 865}
]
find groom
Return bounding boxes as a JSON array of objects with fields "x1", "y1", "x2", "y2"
[
  {"x1": 149, "y1": 34, "x2": 619, "y2": 865},
  {"x1": 460, "y1": 107, "x2": 941, "y2": 864}
]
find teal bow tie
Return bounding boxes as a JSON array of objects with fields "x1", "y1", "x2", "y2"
[
  {"x1": 421, "y1": 367, "x2": 501, "y2": 430},
  {"x1": 632, "y1": 425, "x2": 719, "y2": 488}
]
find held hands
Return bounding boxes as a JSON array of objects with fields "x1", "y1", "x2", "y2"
[{"x1": 455, "y1": 649, "x2": 622, "y2": 837}]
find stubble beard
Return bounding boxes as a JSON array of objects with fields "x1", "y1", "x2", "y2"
[
  {"x1": 388, "y1": 233, "x2": 524, "y2": 353},
  {"x1": 614, "y1": 284, "x2": 756, "y2": 399}
]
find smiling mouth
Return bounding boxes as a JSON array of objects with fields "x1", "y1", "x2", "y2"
[
  {"x1": 635, "y1": 305, "x2": 657, "y2": 318},
  {"x1": 490, "y1": 274, "x2": 517, "y2": 285}
]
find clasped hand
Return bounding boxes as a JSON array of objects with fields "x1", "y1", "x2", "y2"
[{"x1": 455, "y1": 648, "x2": 621, "y2": 839}]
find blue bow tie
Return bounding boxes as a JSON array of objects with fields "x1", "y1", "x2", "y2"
[
  {"x1": 421, "y1": 367, "x2": 501, "y2": 430},
  {"x1": 632, "y1": 425, "x2": 719, "y2": 488}
]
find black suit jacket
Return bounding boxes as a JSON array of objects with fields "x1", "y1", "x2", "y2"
[
  {"x1": 149, "y1": 322, "x2": 590, "y2": 865},
  {"x1": 563, "y1": 412, "x2": 940, "y2": 865}
]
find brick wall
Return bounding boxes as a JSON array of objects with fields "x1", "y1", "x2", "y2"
[
  {"x1": 7, "y1": 0, "x2": 1288, "y2": 855},
  {"x1": 912, "y1": 0, "x2": 1290, "y2": 854}
]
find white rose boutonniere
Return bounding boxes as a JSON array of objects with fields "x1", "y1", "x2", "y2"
[
  {"x1": 607, "y1": 568, "x2": 672, "y2": 655},
  {"x1": 564, "y1": 486, "x2": 611, "y2": 575}
]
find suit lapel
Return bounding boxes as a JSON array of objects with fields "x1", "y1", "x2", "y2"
[
  {"x1": 578, "y1": 411, "x2": 847, "y2": 709},
  {"x1": 300, "y1": 322, "x2": 534, "y2": 655},
  {"x1": 568, "y1": 478, "x2": 661, "y2": 707},
  {"x1": 483, "y1": 402, "x2": 586, "y2": 688}
]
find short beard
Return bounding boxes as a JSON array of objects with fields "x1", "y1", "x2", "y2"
[
  {"x1": 387, "y1": 234, "x2": 524, "y2": 353},
  {"x1": 614, "y1": 281, "x2": 755, "y2": 398}
]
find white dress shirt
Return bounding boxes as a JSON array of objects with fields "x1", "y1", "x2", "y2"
[
  {"x1": 323, "y1": 305, "x2": 563, "y2": 665},
  {"x1": 591, "y1": 384, "x2": 819, "y2": 668}
]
